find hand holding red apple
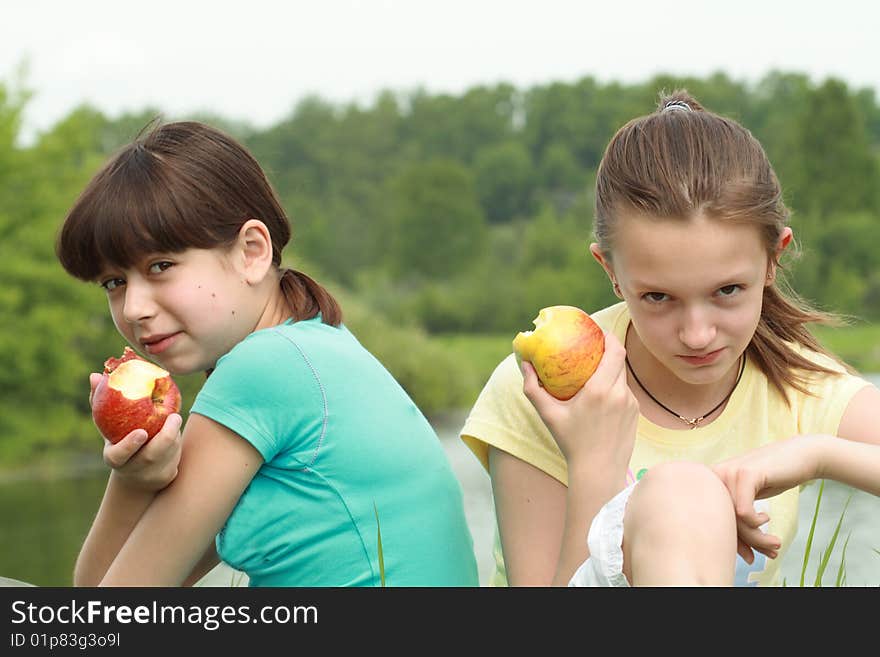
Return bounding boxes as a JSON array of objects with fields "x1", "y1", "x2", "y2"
[
  {"x1": 88, "y1": 351, "x2": 184, "y2": 492},
  {"x1": 91, "y1": 347, "x2": 182, "y2": 445}
]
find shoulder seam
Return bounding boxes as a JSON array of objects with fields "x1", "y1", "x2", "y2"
[{"x1": 271, "y1": 328, "x2": 328, "y2": 470}]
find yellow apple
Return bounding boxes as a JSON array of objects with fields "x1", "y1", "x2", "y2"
[
  {"x1": 91, "y1": 347, "x2": 182, "y2": 444},
  {"x1": 512, "y1": 305, "x2": 605, "y2": 400}
]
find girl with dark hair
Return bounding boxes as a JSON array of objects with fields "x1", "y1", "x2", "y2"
[
  {"x1": 460, "y1": 91, "x2": 880, "y2": 587},
  {"x1": 57, "y1": 121, "x2": 478, "y2": 587}
]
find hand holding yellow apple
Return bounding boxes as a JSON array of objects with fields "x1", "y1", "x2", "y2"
[
  {"x1": 90, "y1": 347, "x2": 182, "y2": 445},
  {"x1": 512, "y1": 305, "x2": 605, "y2": 400}
]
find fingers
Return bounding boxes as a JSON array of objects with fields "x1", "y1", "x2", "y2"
[
  {"x1": 585, "y1": 332, "x2": 627, "y2": 390},
  {"x1": 732, "y1": 470, "x2": 769, "y2": 527},
  {"x1": 558, "y1": 332, "x2": 629, "y2": 408},
  {"x1": 102, "y1": 414, "x2": 182, "y2": 469},
  {"x1": 103, "y1": 429, "x2": 149, "y2": 468},
  {"x1": 714, "y1": 465, "x2": 781, "y2": 561},
  {"x1": 88, "y1": 372, "x2": 103, "y2": 407},
  {"x1": 143, "y1": 414, "x2": 183, "y2": 451},
  {"x1": 520, "y1": 360, "x2": 563, "y2": 426},
  {"x1": 520, "y1": 359, "x2": 540, "y2": 394},
  {"x1": 729, "y1": 483, "x2": 779, "y2": 560},
  {"x1": 736, "y1": 520, "x2": 780, "y2": 560}
]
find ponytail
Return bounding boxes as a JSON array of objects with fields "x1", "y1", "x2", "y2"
[{"x1": 279, "y1": 269, "x2": 343, "y2": 327}]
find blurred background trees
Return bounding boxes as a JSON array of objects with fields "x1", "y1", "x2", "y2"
[{"x1": 2, "y1": 71, "x2": 879, "y2": 465}]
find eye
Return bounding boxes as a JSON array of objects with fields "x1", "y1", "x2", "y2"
[
  {"x1": 642, "y1": 292, "x2": 669, "y2": 304},
  {"x1": 100, "y1": 277, "x2": 125, "y2": 292},
  {"x1": 717, "y1": 284, "x2": 741, "y2": 297},
  {"x1": 148, "y1": 261, "x2": 173, "y2": 274}
]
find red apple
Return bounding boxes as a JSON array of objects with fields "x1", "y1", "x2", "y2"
[
  {"x1": 512, "y1": 305, "x2": 605, "y2": 400},
  {"x1": 91, "y1": 347, "x2": 182, "y2": 444}
]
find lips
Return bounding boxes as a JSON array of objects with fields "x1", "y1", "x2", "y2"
[
  {"x1": 678, "y1": 347, "x2": 724, "y2": 366},
  {"x1": 140, "y1": 332, "x2": 181, "y2": 355}
]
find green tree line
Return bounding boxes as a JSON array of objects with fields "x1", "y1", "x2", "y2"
[{"x1": 1, "y1": 71, "x2": 879, "y2": 465}]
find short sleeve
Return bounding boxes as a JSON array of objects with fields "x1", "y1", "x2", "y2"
[
  {"x1": 796, "y1": 349, "x2": 873, "y2": 436},
  {"x1": 191, "y1": 329, "x2": 323, "y2": 463},
  {"x1": 460, "y1": 353, "x2": 567, "y2": 485}
]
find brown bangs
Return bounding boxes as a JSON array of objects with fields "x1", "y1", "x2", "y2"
[
  {"x1": 56, "y1": 144, "x2": 230, "y2": 281},
  {"x1": 56, "y1": 119, "x2": 342, "y2": 326}
]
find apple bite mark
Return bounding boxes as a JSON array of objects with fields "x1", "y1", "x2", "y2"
[
  {"x1": 107, "y1": 359, "x2": 171, "y2": 398},
  {"x1": 103, "y1": 345, "x2": 140, "y2": 373},
  {"x1": 91, "y1": 347, "x2": 182, "y2": 444},
  {"x1": 512, "y1": 305, "x2": 605, "y2": 400}
]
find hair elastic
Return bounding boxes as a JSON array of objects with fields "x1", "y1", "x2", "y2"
[{"x1": 663, "y1": 100, "x2": 692, "y2": 113}]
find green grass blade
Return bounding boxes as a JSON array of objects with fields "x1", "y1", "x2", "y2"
[
  {"x1": 835, "y1": 531, "x2": 852, "y2": 587},
  {"x1": 800, "y1": 479, "x2": 824, "y2": 587},
  {"x1": 813, "y1": 492, "x2": 851, "y2": 587},
  {"x1": 374, "y1": 502, "x2": 386, "y2": 587}
]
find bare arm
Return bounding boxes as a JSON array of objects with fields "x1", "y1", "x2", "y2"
[
  {"x1": 100, "y1": 413, "x2": 262, "y2": 586},
  {"x1": 508, "y1": 333, "x2": 638, "y2": 586},
  {"x1": 713, "y1": 385, "x2": 880, "y2": 561},
  {"x1": 182, "y1": 545, "x2": 222, "y2": 587},
  {"x1": 817, "y1": 434, "x2": 880, "y2": 495},
  {"x1": 74, "y1": 396, "x2": 183, "y2": 586},
  {"x1": 836, "y1": 384, "x2": 880, "y2": 447},
  {"x1": 488, "y1": 446, "x2": 566, "y2": 586},
  {"x1": 74, "y1": 471, "x2": 162, "y2": 586},
  {"x1": 74, "y1": 424, "x2": 224, "y2": 587}
]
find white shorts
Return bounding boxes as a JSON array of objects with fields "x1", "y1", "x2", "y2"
[{"x1": 568, "y1": 482, "x2": 637, "y2": 587}]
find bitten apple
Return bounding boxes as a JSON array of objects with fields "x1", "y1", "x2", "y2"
[
  {"x1": 91, "y1": 347, "x2": 182, "y2": 444},
  {"x1": 512, "y1": 305, "x2": 605, "y2": 400}
]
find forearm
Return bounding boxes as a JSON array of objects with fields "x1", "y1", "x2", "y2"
[
  {"x1": 552, "y1": 460, "x2": 626, "y2": 586},
  {"x1": 73, "y1": 472, "x2": 156, "y2": 586},
  {"x1": 816, "y1": 435, "x2": 880, "y2": 496}
]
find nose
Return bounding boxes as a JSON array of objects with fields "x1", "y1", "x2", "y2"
[
  {"x1": 121, "y1": 278, "x2": 157, "y2": 325},
  {"x1": 678, "y1": 305, "x2": 716, "y2": 352}
]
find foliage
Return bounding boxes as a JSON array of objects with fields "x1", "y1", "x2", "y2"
[
  {"x1": 374, "y1": 503, "x2": 385, "y2": 587},
  {"x1": 1, "y1": 70, "x2": 879, "y2": 466},
  {"x1": 335, "y1": 285, "x2": 486, "y2": 415},
  {"x1": 793, "y1": 480, "x2": 854, "y2": 587},
  {"x1": 384, "y1": 159, "x2": 488, "y2": 279}
]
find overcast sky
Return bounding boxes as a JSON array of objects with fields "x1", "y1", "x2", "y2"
[{"x1": 3, "y1": 0, "x2": 879, "y2": 143}]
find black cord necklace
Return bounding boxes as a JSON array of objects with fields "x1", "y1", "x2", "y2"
[{"x1": 625, "y1": 355, "x2": 746, "y2": 429}]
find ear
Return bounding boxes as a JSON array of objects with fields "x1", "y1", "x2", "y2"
[
  {"x1": 589, "y1": 243, "x2": 621, "y2": 296},
  {"x1": 235, "y1": 219, "x2": 275, "y2": 285},
  {"x1": 777, "y1": 227, "x2": 793, "y2": 254},
  {"x1": 766, "y1": 227, "x2": 793, "y2": 285}
]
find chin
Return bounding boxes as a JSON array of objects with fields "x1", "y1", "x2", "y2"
[
  {"x1": 674, "y1": 359, "x2": 736, "y2": 386},
  {"x1": 149, "y1": 354, "x2": 200, "y2": 377}
]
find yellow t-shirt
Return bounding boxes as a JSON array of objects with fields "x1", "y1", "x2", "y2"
[{"x1": 461, "y1": 302, "x2": 872, "y2": 587}]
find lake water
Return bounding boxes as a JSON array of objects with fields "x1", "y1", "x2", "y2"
[{"x1": 3, "y1": 376, "x2": 880, "y2": 587}]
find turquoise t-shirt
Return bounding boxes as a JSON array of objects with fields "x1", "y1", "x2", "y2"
[{"x1": 191, "y1": 316, "x2": 478, "y2": 586}]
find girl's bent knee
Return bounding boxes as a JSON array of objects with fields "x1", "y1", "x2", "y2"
[
  {"x1": 622, "y1": 462, "x2": 738, "y2": 585},
  {"x1": 626, "y1": 461, "x2": 735, "y2": 531}
]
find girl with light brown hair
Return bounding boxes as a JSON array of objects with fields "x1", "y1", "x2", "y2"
[{"x1": 460, "y1": 91, "x2": 880, "y2": 586}]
